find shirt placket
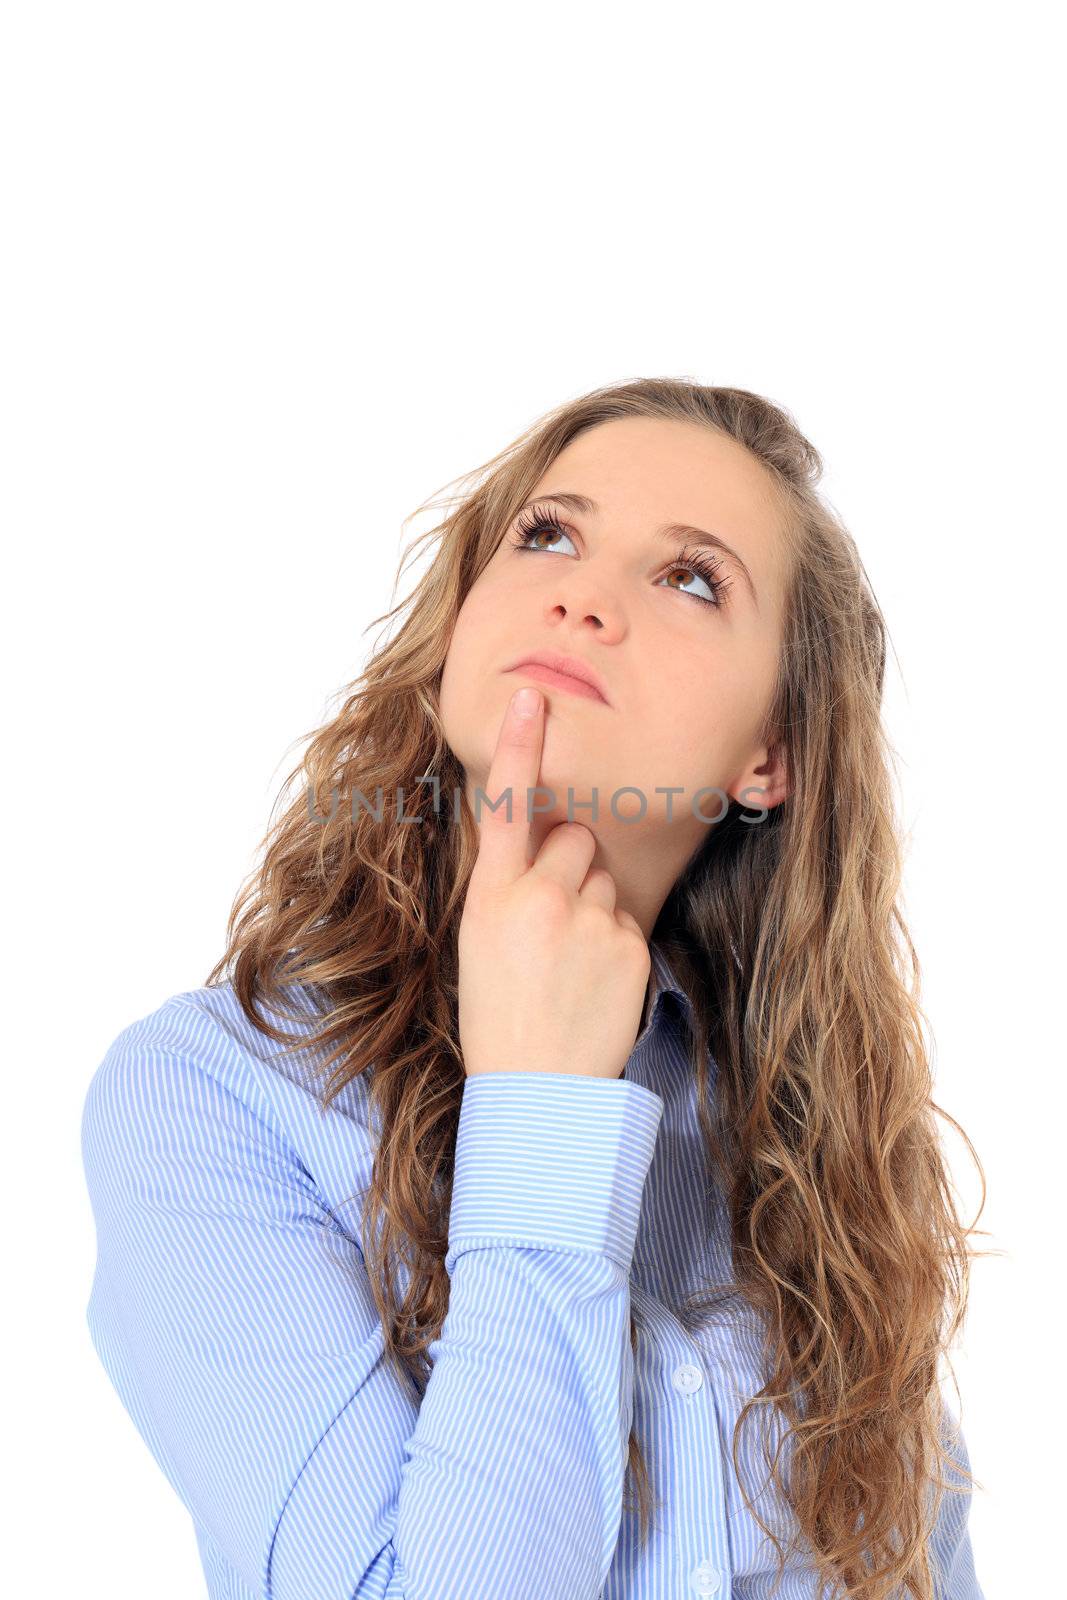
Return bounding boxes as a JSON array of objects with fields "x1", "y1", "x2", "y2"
[{"x1": 629, "y1": 1278, "x2": 734, "y2": 1598}]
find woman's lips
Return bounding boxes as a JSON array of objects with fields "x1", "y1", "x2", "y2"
[{"x1": 505, "y1": 662, "x2": 608, "y2": 703}]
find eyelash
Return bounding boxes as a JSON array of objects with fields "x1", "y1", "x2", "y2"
[{"x1": 508, "y1": 504, "x2": 733, "y2": 610}]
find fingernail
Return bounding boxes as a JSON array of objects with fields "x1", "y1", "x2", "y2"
[{"x1": 513, "y1": 687, "x2": 540, "y2": 716}]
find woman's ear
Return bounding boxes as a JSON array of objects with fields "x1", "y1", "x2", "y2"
[{"x1": 731, "y1": 740, "x2": 790, "y2": 812}]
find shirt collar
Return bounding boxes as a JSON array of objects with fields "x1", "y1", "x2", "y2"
[{"x1": 633, "y1": 937, "x2": 692, "y2": 1050}]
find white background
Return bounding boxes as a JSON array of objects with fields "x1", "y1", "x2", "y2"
[{"x1": 4, "y1": 3, "x2": 1062, "y2": 1594}]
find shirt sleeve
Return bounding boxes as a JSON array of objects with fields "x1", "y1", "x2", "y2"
[
  {"x1": 81, "y1": 994, "x2": 664, "y2": 1600},
  {"x1": 929, "y1": 1407, "x2": 986, "y2": 1600}
]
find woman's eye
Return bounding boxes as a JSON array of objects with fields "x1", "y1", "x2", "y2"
[
  {"x1": 510, "y1": 518, "x2": 577, "y2": 556},
  {"x1": 658, "y1": 566, "x2": 717, "y2": 605}
]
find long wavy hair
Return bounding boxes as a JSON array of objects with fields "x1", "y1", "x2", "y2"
[{"x1": 205, "y1": 378, "x2": 990, "y2": 1599}]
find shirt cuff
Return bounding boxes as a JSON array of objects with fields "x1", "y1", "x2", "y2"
[{"x1": 446, "y1": 1071, "x2": 664, "y2": 1275}]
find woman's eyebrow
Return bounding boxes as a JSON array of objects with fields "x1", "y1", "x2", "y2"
[{"x1": 516, "y1": 489, "x2": 758, "y2": 608}]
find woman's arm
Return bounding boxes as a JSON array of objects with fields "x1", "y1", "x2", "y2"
[
  {"x1": 81, "y1": 993, "x2": 664, "y2": 1600},
  {"x1": 929, "y1": 1406, "x2": 985, "y2": 1600}
]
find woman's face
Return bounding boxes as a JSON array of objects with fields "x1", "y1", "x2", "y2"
[{"x1": 439, "y1": 415, "x2": 790, "y2": 936}]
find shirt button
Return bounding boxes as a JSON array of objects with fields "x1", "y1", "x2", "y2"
[
  {"x1": 672, "y1": 1361, "x2": 704, "y2": 1394},
  {"x1": 689, "y1": 1559, "x2": 722, "y2": 1594}
]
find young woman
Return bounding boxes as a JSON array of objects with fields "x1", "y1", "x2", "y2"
[{"x1": 81, "y1": 379, "x2": 987, "y2": 1599}]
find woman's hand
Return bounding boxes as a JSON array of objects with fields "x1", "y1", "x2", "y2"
[{"x1": 458, "y1": 685, "x2": 652, "y2": 1081}]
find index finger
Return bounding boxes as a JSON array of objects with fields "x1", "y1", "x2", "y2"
[{"x1": 471, "y1": 685, "x2": 545, "y2": 888}]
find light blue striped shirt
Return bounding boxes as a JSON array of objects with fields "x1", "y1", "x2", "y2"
[{"x1": 81, "y1": 943, "x2": 984, "y2": 1599}]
